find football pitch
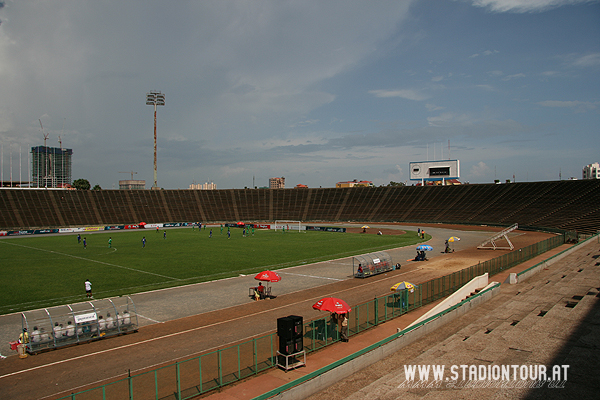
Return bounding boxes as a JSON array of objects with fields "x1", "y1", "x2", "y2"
[{"x1": 0, "y1": 227, "x2": 425, "y2": 314}]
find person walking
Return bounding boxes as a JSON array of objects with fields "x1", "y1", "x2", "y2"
[
  {"x1": 142, "y1": 237, "x2": 146, "y2": 248},
  {"x1": 83, "y1": 237, "x2": 87, "y2": 249},
  {"x1": 163, "y1": 230, "x2": 167, "y2": 240},
  {"x1": 220, "y1": 224, "x2": 223, "y2": 235},
  {"x1": 209, "y1": 229, "x2": 212, "y2": 238},
  {"x1": 85, "y1": 279, "x2": 93, "y2": 299},
  {"x1": 77, "y1": 234, "x2": 81, "y2": 244},
  {"x1": 227, "y1": 230, "x2": 231, "y2": 239},
  {"x1": 108, "y1": 237, "x2": 112, "y2": 248}
]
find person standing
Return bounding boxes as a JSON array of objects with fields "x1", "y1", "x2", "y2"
[
  {"x1": 85, "y1": 279, "x2": 93, "y2": 299},
  {"x1": 108, "y1": 237, "x2": 112, "y2": 248},
  {"x1": 227, "y1": 230, "x2": 231, "y2": 239},
  {"x1": 19, "y1": 328, "x2": 29, "y2": 345},
  {"x1": 77, "y1": 234, "x2": 81, "y2": 244},
  {"x1": 83, "y1": 237, "x2": 87, "y2": 249},
  {"x1": 163, "y1": 230, "x2": 167, "y2": 240},
  {"x1": 209, "y1": 229, "x2": 212, "y2": 238},
  {"x1": 220, "y1": 224, "x2": 223, "y2": 234},
  {"x1": 142, "y1": 237, "x2": 146, "y2": 248},
  {"x1": 252, "y1": 227, "x2": 255, "y2": 236},
  {"x1": 340, "y1": 313, "x2": 349, "y2": 342}
]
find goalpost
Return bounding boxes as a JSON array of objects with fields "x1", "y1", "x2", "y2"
[{"x1": 274, "y1": 220, "x2": 304, "y2": 232}]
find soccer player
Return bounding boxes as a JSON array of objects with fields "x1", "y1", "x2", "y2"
[
  {"x1": 252, "y1": 227, "x2": 255, "y2": 236},
  {"x1": 108, "y1": 237, "x2": 112, "y2": 248},
  {"x1": 220, "y1": 224, "x2": 223, "y2": 234},
  {"x1": 209, "y1": 229, "x2": 212, "y2": 238},
  {"x1": 228, "y1": 230, "x2": 231, "y2": 239},
  {"x1": 142, "y1": 237, "x2": 146, "y2": 248},
  {"x1": 163, "y1": 230, "x2": 166, "y2": 240},
  {"x1": 83, "y1": 237, "x2": 87, "y2": 249},
  {"x1": 77, "y1": 234, "x2": 81, "y2": 244}
]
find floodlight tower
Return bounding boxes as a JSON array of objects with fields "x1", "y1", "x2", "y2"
[{"x1": 146, "y1": 91, "x2": 165, "y2": 188}]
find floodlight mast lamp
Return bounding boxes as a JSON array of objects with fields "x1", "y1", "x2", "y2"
[{"x1": 146, "y1": 91, "x2": 165, "y2": 188}]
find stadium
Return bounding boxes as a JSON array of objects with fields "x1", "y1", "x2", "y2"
[{"x1": 0, "y1": 180, "x2": 599, "y2": 399}]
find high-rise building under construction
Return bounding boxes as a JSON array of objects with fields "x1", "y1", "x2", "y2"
[{"x1": 31, "y1": 145, "x2": 73, "y2": 188}]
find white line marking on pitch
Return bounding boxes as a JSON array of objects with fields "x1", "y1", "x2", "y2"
[
  {"x1": 277, "y1": 272, "x2": 344, "y2": 281},
  {"x1": 136, "y1": 313, "x2": 163, "y2": 323},
  {"x1": 0, "y1": 241, "x2": 177, "y2": 280}
]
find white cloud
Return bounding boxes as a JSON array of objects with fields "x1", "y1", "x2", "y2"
[
  {"x1": 572, "y1": 53, "x2": 600, "y2": 67},
  {"x1": 470, "y1": 0, "x2": 596, "y2": 13},
  {"x1": 538, "y1": 100, "x2": 598, "y2": 111},
  {"x1": 425, "y1": 103, "x2": 445, "y2": 112},
  {"x1": 427, "y1": 112, "x2": 472, "y2": 127},
  {"x1": 369, "y1": 89, "x2": 429, "y2": 101},
  {"x1": 476, "y1": 84, "x2": 495, "y2": 91},
  {"x1": 470, "y1": 161, "x2": 490, "y2": 177},
  {"x1": 431, "y1": 76, "x2": 444, "y2": 82},
  {"x1": 502, "y1": 73, "x2": 526, "y2": 80}
]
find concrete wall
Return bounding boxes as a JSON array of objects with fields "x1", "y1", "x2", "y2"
[{"x1": 407, "y1": 273, "x2": 489, "y2": 329}]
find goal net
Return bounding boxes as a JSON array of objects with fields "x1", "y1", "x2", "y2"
[{"x1": 274, "y1": 220, "x2": 304, "y2": 232}]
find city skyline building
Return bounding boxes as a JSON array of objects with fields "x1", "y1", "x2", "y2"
[
  {"x1": 582, "y1": 163, "x2": 599, "y2": 180},
  {"x1": 31, "y1": 145, "x2": 73, "y2": 188},
  {"x1": 189, "y1": 181, "x2": 217, "y2": 190},
  {"x1": 269, "y1": 177, "x2": 285, "y2": 189}
]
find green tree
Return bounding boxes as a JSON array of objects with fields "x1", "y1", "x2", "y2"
[
  {"x1": 73, "y1": 178, "x2": 91, "y2": 190},
  {"x1": 387, "y1": 181, "x2": 405, "y2": 187},
  {"x1": 92, "y1": 184, "x2": 102, "y2": 191}
]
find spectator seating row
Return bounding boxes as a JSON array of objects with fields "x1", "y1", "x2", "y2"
[{"x1": 1, "y1": 180, "x2": 599, "y2": 234}]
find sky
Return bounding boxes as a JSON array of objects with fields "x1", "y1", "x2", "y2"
[{"x1": 0, "y1": 0, "x2": 598, "y2": 189}]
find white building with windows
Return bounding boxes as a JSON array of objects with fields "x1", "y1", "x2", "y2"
[
  {"x1": 189, "y1": 181, "x2": 217, "y2": 190},
  {"x1": 582, "y1": 163, "x2": 599, "y2": 179}
]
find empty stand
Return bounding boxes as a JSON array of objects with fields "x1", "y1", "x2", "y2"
[{"x1": 1, "y1": 180, "x2": 599, "y2": 234}]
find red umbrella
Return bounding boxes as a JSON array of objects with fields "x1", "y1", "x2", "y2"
[
  {"x1": 254, "y1": 270, "x2": 281, "y2": 283},
  {"x1": 312, "y1": 297, "x2": 352, "y2": 314},
  {"x1": 237, "y1": 221, "x2": 245, "y2": 226},
  {"x1": 139, "y1": 222, "x2": 147, "y2": 226}
]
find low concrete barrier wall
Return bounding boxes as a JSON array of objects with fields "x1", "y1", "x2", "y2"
[
  {"x1": 517, "y1": 234, "x2": 599, "y2": 283},
  {"x1": 407, "y1": 273, "x2": 489, "y2": 329}
]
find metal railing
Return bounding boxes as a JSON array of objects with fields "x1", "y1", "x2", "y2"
[{"x1": 56, "y1": 232, "x2": 568, "y2": 400}]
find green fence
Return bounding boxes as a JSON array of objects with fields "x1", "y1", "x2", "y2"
[{"x1": 57, "y1": 232, "x2": 568, "y2": 400}]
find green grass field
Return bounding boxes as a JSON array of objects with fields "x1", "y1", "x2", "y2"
[{"x1": 0, "y1": 227, "x2": 426, "y2": 314}]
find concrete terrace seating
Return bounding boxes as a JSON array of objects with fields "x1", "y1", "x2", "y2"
[{"x1": 1, "y1": 180, "x2": 599, "y2": 234}]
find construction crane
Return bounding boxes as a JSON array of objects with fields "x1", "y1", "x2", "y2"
[
  {"x1": 39, "y1": 119, "x2": 49, "y2": 147},
  {"x1": 39, "y1": 119, "x2": 50, "y2": 187},
  {"x1": 119, "y1": 171, "x2": 138, "y2": 180}
]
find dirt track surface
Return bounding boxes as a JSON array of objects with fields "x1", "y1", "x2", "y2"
[{"x1": 0, "y1": 224, "x2": 554, "y2": 400}]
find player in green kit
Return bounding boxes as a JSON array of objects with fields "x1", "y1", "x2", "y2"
[{"x1": 108, "y1": 237, "x2": 112, "y2": 248}]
